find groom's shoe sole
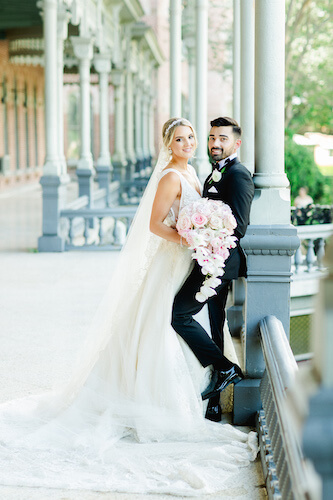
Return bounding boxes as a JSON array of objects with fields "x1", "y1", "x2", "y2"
[{"x1": 201, "y1": 367, "x2": 244, "y2": 401}]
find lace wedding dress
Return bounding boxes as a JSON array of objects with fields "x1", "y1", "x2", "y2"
[{"x1": 0, "y1": 160, "x2": 257, "y2": 496}]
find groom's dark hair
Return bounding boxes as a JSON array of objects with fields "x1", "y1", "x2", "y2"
[{"x1": 210, "y1": 117, "x2": 242, "y2": 138}]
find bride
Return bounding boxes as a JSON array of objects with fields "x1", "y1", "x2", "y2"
[{"x1": 0, "y1": 118, "x2": 257, "y2": 496}]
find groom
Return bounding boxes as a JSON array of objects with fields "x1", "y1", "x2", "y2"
[{"x1": 172, "y1": 116, "x2": 254, "y2": 422}]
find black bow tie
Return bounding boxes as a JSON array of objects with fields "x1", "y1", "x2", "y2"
[{"x1": 213, "y1": 157, "x2": 231, "y2": 172}]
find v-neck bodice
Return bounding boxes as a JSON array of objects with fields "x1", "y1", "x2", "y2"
[{"x1": 160, "y1": 166, "x2": 202, "y2": 227}]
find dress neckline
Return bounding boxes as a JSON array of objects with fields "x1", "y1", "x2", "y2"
[{"x1": 161, "y1": 167, "x2": 201, "y2": 196}]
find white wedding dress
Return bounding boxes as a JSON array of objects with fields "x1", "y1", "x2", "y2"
[{"x1": 0, "y1": 162, "x2": 257, "y2": 496}]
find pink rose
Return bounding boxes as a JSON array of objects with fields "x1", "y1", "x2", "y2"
[
  {"x1": 191, "y1": 212, "x2": 208, "y2": 228},
  {"x1": 176, "y1": 214, "x2": 192, "y2": 232},
  {"x1": 224, "y1": 213, "x2": 237, "y2": 231},
  {"x1": 208, "y1": 214, "x2": 222, "y2": 230}
]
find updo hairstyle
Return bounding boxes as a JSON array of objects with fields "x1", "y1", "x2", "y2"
[{"x1": 162, "y1": 118, "x2": 198, "y2": 151}]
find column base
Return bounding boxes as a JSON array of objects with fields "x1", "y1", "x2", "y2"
[
  {"x1": 38, "y1": 174, "x2": 68, "y2": 252},
  {"x1": 38, "y1": 235, "x2": 65, "y2": 252},
  {"x1": 76, "y1": 168, "x2": 94, "y2": 202},
  {"x1": 112, "y1": 162, "x2": 122, "y2": 182},
  {"x1": 95, "y1": 165, "x2": 112, "y2": 204},
  {"x1": 241, "y1": 224, "x2": 300, "y2": 377},
  {"x1": 233, "y1": 378, "x2": 261, "y2": 425},
  {"x1": 135, "y1": 157, "x2": 144, "y2": 175},
  {"x1": 125, "y1": 158, "x2": 135, "y2": 181}
]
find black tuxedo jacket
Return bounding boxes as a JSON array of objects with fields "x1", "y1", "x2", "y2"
[{"x1": 202, "y1": 158, "x2": 254, "y2": 280}]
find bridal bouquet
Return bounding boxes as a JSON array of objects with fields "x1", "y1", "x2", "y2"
[{"x1": 176, "y1": 198, "x2": 237, "y2": 302}]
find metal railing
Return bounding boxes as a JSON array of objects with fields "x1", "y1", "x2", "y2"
[{"x1": 257, "y1": 315, "x2": 320, "y2": 499}]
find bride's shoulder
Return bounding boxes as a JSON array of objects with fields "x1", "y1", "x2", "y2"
[
  {"x1": 160, "y1": 167, "x2": 182, "y2": 179},
  {"x1": 159, "y1": 169, "x2": 182, "y2": 189}
]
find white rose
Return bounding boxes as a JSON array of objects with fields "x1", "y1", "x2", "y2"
[{"x1": 212, "y1": 170, "x2": 222, "y2": 182}]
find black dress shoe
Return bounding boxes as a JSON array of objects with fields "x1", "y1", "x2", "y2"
[
  {"x1": 205, "y1": 401, "x2": 222, "y2": 422},
  {"x1": 201, "y1": 365, "x2": 244, "y2": 401}
]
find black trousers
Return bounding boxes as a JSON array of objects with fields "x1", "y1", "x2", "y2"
[{"x1": 172, "y1": 262, "x2": 235, "y2": 372}]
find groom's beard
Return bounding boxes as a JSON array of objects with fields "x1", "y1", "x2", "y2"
[
  {"x1": 209, "y1": 149, "x2": 226, "y2": 162},
  {"x1": 209, "y1": 146, "x2": 234, "y2": 162}
]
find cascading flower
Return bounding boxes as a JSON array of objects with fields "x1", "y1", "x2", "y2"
[{"x1": 176, "y1": 198, "x2": 237, "y2": 302}]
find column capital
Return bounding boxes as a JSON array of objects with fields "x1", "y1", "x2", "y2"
[
  {"x1": 57, "y1": 3, "x2": 70, "y2": 40},
  {"x1": 71, "y1": 36, "x2": 93, "y2": 60},
  {"x1": 111, "y1": 69, "x2": 124, "y2": 87},
  {"x1": 93, "y1": 52, "x2": 112, "y2": 74}
]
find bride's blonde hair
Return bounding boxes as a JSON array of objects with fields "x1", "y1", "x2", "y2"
[{"x1": 162, "y1": 117, "x2": 198, "y2": 151}]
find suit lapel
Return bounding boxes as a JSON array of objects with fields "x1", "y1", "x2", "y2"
[{"x1": 204, "y1": 158, "x2": 240, "y2": 197}]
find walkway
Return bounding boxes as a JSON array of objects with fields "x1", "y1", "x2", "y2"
[{"x1": 0, "y1": 182, "x2": 267, "y2": 499}]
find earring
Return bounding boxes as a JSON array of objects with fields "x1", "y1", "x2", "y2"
[{"x1": 168, "y1": 147, "x2": 172, "y2": 154}]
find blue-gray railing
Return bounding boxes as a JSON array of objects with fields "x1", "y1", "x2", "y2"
[
  {"x1": 257, "y1": 315, "x2": 320, "y2": 499},
  {"x1": 59, "y1": 175, "x2": 149, "y2": 250},
  {"x1": 60, "y1": 206, "x2": 137, "y2": 250},
  {"x1": 293, "y1": 223, "x2": 333, "y2": 273}
]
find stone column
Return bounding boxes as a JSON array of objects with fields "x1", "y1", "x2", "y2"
[
  {"x1": 38, "y1": 0, "x2": 67, "y2": 252},
  {"x1": 148, "y1": 89, "x2": 156, "y2": 168},
  {"x1": 111, "y1": 69, "x2": 127, "y2": 181},
  {"x1": 57, "y1": 3, "x2": 69, "y2": 178},
  {"x1": 233, "y1": 0, "x2": 241, "y2": 123},
  {"x1": 170, "y1": 0, "x2": 182, "y2": 116},
  {"x1": 195, "y1": 0, "x2": 210, "y2": 179},
  {"x1": 134, "y1": 76, "x2": 144, "y2": 174},
  {"x1": 141, "y1": 86, "x2": 150, "y2": 173},
  {"x1": 233, "y1": 0, "x2": 299, "y2": 425},
  {"x1": 240, "y1": 0, "x2": 255, "y2": 173},
  {"x1": 93, "y1": 52, "x2": 112, "y2": 201},
  {"x1": 187, "y1": 44, "x2": 196, "y2": 128},
  {"x1": 71, "y1": 36, "x2": 94, "y2": 201},
  {"x1": 124, "y1": 34, "x2": 136, "y2": 181}
]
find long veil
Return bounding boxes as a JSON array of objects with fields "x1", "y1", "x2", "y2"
[
  {"x1": 58, "y1": 146, "x2": 171, "y2": 407},
  {"x1": 0, "y1": 146, "x2": 258, "y2": 496}
]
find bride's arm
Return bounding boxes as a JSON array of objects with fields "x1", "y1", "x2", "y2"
[{"x1": 150, "y1": 172, "x2": 186, "y2": 245}]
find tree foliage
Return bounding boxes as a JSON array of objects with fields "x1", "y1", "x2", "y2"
[
  {"x1": 285, "y1": 134, "x2": 332, "y2": 204},
  {"x1": 285, "y1": 0, "x2": 333, "y2": 133}
]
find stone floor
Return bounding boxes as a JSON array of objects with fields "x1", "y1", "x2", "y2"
[{"x1": 0, "y1": 182, "x2": 267, "y2": 500}]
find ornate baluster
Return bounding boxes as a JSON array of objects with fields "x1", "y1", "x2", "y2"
[
  {"x1": 316, "y1": 237, "x2": 325, "y2": 270},
  {"x1": 306, "y1": 238, "x2": 316, "y2": 272},
  {"x1": 69, "y1": 217, "x2": 75, "y2": 245},
  {"x1": 113, "y1": 217, "x2": 119, "y2": 245},
  {"x1": 294, "y1": 245, "x2": 303, "y2": 273},
  {"x1": 125, "y1": 217, "x2": 130, "y2": 233},
  {"x1": 84, "y1": 218, "x2": 89, "y2": 244},
  {"x1": 98, "y1": 217, "x2": 103, "y2": 245}
]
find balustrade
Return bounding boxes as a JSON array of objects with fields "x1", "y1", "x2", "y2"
[
  {"x1": 257, "y1": 315, "x2": 320, "y2": 499},
  {"x1": 60, "y1": 206, "x2": 137, "y2": 250},
  {"x1": 293, "y1": 223, "x2": 333, "y2": 274}
]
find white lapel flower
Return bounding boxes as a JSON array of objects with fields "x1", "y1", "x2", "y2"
[{"x1": 211, "y1": 169, "x2": 222, "y2": 183}]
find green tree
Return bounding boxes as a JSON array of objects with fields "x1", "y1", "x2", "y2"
[
  {"x1": 285, "y1": 0, "x2": 333, "y2": 133},
  {"x1": 285, "y1": 134, "x2": 332, "y2": 204}
]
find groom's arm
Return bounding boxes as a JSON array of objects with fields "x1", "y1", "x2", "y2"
[{"x1": 225, "y1": 169, "x2": 254, "y2": 240}]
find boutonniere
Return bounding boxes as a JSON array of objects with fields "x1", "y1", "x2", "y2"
[{"x1": 211, "y1": 169, "x2": 222, "y2": 183}]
